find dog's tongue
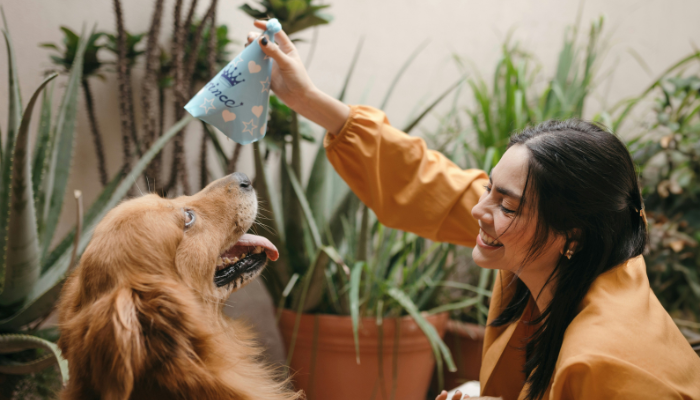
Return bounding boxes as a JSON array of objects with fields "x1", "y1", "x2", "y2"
[{"x1": 235, "y1": 234, "x2": 279, "y2": 261}]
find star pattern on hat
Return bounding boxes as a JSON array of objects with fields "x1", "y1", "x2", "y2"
[
  {"x1": 260, "y1": 77, "x2": 270, "y2": 93},
  {"x1": 200, "y1": 97, "x2": 216, "y2": 115},
  {"x1": 242, "y1": 119, "x2": 258, "y2": 136}
]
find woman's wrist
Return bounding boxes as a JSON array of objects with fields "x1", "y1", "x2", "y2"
[{"x1": 294, "y1": 87, "x2": 351, "y2": 135}]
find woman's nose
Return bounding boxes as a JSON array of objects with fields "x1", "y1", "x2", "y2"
[{"x1": 471, "y1": 196, "x2": 492, "y2": 225}]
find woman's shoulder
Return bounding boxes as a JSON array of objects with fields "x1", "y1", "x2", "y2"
[{"x1": 553, "y1": 255, "x2": 700, "y2": 397}]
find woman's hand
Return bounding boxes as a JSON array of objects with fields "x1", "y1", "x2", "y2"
[
  {"x1": 435, "y1": 390, "x2": 502, "y2": 400},
  {"x1": 246, "y1": 20, "x2": 315, "y2": 112},
  {"x1": 246, "y1": 20, "x2": 350, "y2": 134}
]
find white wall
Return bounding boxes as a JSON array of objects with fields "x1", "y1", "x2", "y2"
[{"x1": 1, "y1": 0, "x2": 699, "y2": 243}]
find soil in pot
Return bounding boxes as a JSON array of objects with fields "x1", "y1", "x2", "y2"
[{"x1": 278, "y1": 309, "x2": 448, "y2": 400}]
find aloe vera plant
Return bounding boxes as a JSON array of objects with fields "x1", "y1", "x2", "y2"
[{"x1": 0, "y1": 12, "x2": 195, "y2": 388}]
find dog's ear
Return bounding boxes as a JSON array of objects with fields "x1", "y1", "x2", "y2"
[{"x1": 60, "y1": 276, "x2": 235, "y2": 399}]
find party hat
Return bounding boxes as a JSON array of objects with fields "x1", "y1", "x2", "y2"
[{"x1": 184, "y1": 19, "x2": 281, "y2": 144}]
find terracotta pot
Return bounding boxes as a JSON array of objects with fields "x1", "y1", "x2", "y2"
[
  {"x1": 278, "y1": 309, "x2": 449, "y2": 400},
  {"x1": 441, "y1": 320, "x2": 485, "y2": 389}
]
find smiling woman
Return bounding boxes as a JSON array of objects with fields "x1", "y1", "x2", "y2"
[{"x1": 246, "y1": 19, "x2": 700, "y2": 400}]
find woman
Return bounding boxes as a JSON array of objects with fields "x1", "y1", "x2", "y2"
[{"x1": 246, "y1": 21, "x2": 700, "y2": 399}]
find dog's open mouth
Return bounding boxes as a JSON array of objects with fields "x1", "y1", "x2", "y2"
[{"x1": 214, "y1": 234, "x2": 279, "y2": 287}]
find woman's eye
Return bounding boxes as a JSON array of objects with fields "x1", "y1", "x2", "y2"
[
  {"x1": 483, "y1": 184, "x2": 492, "y2": 192},
  {"x1": 500, "y1": 205, "x2": 515, "y2": 214},
  {"x1": 184, "y1": 210, "x2": 196, "y2": 229}
]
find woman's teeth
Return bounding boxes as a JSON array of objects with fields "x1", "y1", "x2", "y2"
[{"x1": 480, "y1": 229, "x2": 503, "y2": 247}]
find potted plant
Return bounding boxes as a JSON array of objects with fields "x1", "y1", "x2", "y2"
[
  {"x1": 0, "y1": 12, "x2": 196, "y2": 398},
  {"x1": 233, "y1": 5, "x2": 473, "y2": 400},
  {"x1": 622, "y1": 57, "x2": 700, "y2": 339}
]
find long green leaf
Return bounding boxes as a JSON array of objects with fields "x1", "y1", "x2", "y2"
[
  {"x1": 0, "y1": 333, "x2": 69, "y2": 383},
  {"x1": 284, "y1": 162, "x2": 322, "y2": 248},
  {"x1": 349, "y1": 261, "x2": 364, "y2": 364},
  {"x1": 0, "y1": 16, "x2": 23, "y2": 298},
  {"x1": 402, "y1": 78, "x2": 465, "y2": 134},
  {"x1": 387, "y1": 287, "x2": 455, "y2": 372},
  {"x1": 41, "y1": 167, "x2": 123, "y2": 273},
  {"x1": 0, "y1": 116, "x2": 194, "y2": 330},
  {"x1": 40, "y1": 28, "x2": 88, "y2": 260},
  {"x1": 337, "y1": 37, "x2": 364, "y2": 102},
  {"x1": 2, "y1": 10, "x2": 23, "y2": 166},
  {"x1": 202, "y1": 123, "x2": 229, "y2": 174},
  {"x1": 427, "y1": 297, "x2": 481, "y2": 315},
  {"x1": 305, "y1": 143, "x2": 328, "y2": 228},
  {"x1": 253, "y1": 142, "x2": 289, "y2": 302},
  {"x1": 286, "y1": 246, "x2": 333, "y2": 365},
  {"x1": 380, "y1": 39, "x2": 430, "y2": 110},
  {"x1": 0, "y1": 74, "x2": 58, "y2": 307},
  {"x1": 32, "y1": 79, "x2": 55, "y2": 228}
]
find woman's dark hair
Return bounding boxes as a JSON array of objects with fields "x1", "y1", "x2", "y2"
[{"x1": 490, "y1": 119, "x2": 648, "y2": 400}]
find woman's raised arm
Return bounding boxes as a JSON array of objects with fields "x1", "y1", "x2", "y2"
[
  {"x1": 323, "y1": 105, "x2": 486, "y2": 247},
  {"x1": 252, "y1": 21, "x2": 487, "y2": 247}
]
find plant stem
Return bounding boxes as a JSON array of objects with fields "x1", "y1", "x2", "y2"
[
  {"x1": 199, "y1": 130, "x2": 208, "y2": 189},
  {"x1": 227, "y1": 143, "x2": 242, "y2": 174},
  {"x1": 142, "y1": 0, "x2": 165, "y2": 186},
  {"x1": 81, "y1": 79, "x2": 108, "y2": 186},
  {"x1": 112, "y1": 0, "x2": 133, "y2": 180}
]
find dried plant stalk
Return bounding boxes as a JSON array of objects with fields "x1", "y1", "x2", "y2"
[
  {"x1": 112, "y1": 0, "x2": 133, "y2": 178},
  {"x1": 141, "y1": 0, "x2": 165, "y2": 187},
  {"x1": 166, "y1": 0, "x2": 193, "y2": 195},
  {"x1": 199, "y1": 124, "x2": 209, "y2": 190},
  {"x1": 81, "y1": 79, "x2": 109, "y2": 186},
  {"x1": 227, "y1": 143, "x2": 243, "y2": 174},
  {"x1": 199, "y1": 5, "x2": 217, "y2": 186}
]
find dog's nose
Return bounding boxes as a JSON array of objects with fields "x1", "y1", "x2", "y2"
[{"x1": 232, "y1": 172, "x2": 252, "y2": 191}]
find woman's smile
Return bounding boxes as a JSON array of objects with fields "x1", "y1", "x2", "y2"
[{"x1": 478, "y1": 228, "x2": 503, "y2": 248}]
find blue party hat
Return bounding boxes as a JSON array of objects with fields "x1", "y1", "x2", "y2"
[{"x1": 185, "y1": 19, "x2": 281, "y2": 144}]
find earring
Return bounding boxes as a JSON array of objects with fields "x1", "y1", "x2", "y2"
[{"x1": 565, "y1": 249, "x2": 574, "y2": 259}]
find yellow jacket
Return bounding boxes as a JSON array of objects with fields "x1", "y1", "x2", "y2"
[{"x1": 324, "y1": 105, "x2": 700, "y2": 399}]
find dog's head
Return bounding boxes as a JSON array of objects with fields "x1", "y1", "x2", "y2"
[
  {"x1": 76, "y1": 172, "x2": 278, "y2": 305},
  {"x1": 58, "y1": 173, "x2": 281, "y2": 399}
]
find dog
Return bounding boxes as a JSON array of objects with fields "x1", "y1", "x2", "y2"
[{"x1": 57, "y1": 172, "x2": 301, "y2": 400}]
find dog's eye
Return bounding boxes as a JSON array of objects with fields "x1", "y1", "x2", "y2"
[{"x1": 184, "y1": 210, "x2": 195, "y2": 229}]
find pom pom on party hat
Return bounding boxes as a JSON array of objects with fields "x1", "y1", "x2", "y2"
[{"x1": 184, "y1": 19, "x2": 282, "y2": 144}]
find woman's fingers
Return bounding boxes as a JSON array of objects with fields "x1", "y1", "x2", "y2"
[
  {"x1": 258, "y1": 35, "x2": 295, "y2": 70},
  {"x1": 253, "y1": 20, "x2": 295, "y2": 54},
  {"x1": 436, "y1": 390, "x2": 448, "y2": 400},
  {"x1": 246, "y1": 31, "x2": 260, "y2": 47},
  {"x1": 452, "y1": 390, "x2": 464, "y2": 400}
]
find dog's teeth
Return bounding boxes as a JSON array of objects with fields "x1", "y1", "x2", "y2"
[
  {"x1": 253, "y1": 246, "x2": 263, "y2": 254},
  {"x1": 216, "y1": 256, "x2": 224, "y2": 266},
  {"x1": 241, "y1": 253, "x2": 246, "y2": 259}
]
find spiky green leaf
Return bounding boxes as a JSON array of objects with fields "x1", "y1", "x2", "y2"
[
  {"x1": 0, "y1": 116, "x2": 194, "y2": 330},
  {"x1": 0, "y1": 333, "x2": 69, "y2": 382},
  {"x1": 40, "y1": 28, "x2": 88, "y2": 260},
  {"x1": 387, "y1": 287, "x2": 455, "y2": 372},
  {"x1": 0, "y1": 74, "x2": 58, "y2": 307}
]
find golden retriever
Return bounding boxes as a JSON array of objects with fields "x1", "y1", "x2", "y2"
[{"x1": 57, "y1": 172, "x2": 301, "y2": 400}]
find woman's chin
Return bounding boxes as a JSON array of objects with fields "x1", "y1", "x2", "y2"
[{"x1": 472, "y1": 247, "x2": 499, "y2": 269}]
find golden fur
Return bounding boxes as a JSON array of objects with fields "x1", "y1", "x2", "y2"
[{"x1": 57, "y1": 174, "x2": 301, "y2": 400}]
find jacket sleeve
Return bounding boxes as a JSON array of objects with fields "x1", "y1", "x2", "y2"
[
  {"x1": 323, "y1": 105, "x2": 487, "y2": 247},
  {"x1": 550, "y1": 354, "x2": 685, "y2": 400}
]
